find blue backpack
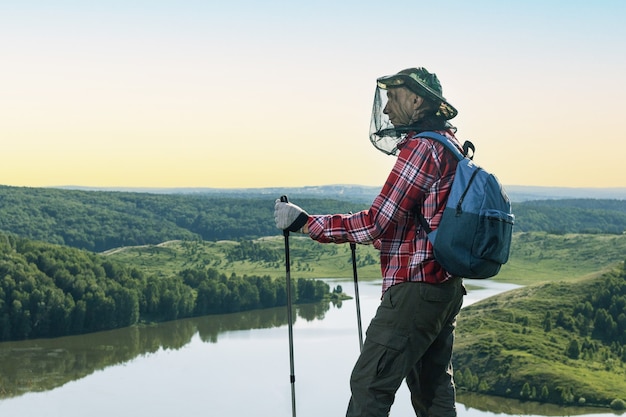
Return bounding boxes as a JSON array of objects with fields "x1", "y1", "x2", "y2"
[{"x1": 416, "y1": 132, "x2": 514, "y2": 279}]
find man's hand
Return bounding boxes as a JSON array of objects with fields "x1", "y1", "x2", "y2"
[{"x1": 274, "y1": 199, "x2": 309, "y2": 233}]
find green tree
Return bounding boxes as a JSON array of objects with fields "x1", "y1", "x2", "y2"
[
  {"x1": 593, "y1": 309, "x2": 617, "y2": 342},
  {"x1": 454, "y1": 369, "x2": 464, "y2": 386},
  {"x1": 560, "y1": 387, "x2": 575, "y2": 404},
  {"x1": 463, "y1": 368, "x2": 474, "y2": 390},
  {"x1": 256, "y1": 275, "x2": 277, "y2": 308},
  {"x1": 566, "y1": 338, "x2": 580, "y2": 359},
  {"x1": 543, "y1": 311, "x2": 552, "y2": 332},
  {"x1": 610, "y1": 398, "x2": 626, "y2": 410},
  {"x1": 478, "y1": 380, "x2": 489, "y2": 392}
]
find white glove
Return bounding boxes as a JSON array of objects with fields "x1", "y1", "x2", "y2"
[{"x1": 274, "y1": 199, "x2": 309, "y2": 232}]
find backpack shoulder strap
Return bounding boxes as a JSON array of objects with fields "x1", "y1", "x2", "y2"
[
  {"x1": 415, "y1": 131, "x2": 473, "y2": 235},
  {"x1": 417, "y1": 131, "x2": 466, "y2": 161}
]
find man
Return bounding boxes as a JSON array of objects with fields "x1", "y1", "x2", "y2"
[{"x1": 274, "y1": 67, "x2": 466, "y2": 417}]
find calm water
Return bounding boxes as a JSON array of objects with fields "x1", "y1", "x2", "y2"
[{"x1": 0, "y1": 279, "x2": 619, "y2": 417}]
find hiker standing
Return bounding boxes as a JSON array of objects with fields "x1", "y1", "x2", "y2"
[{"x1": 275, "y1": 67, "x2": 466, "y2": 417}]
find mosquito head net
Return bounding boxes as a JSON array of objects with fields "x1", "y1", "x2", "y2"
[{"x1": 369, "y1": 67, "x2": 457, "y2": 156}]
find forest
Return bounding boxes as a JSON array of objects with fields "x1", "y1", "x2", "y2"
[
  {"x1": 0, "y1": 185, "x2": 625, "y2": 253},
  {"x1": 0, "y1": 185, "x2": 364, "y2": 251},
  {"x1": 0, "y1": 232, "x2": 336, "y2": 341}
]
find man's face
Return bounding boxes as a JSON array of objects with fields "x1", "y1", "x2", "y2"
[{"x1": 383, "y1": 87, "x2": 420, "y2": 126}]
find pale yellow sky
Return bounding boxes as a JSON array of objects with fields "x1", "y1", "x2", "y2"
[{"x1": 1, "y1": 1, "x2": 625, "y2": 189}]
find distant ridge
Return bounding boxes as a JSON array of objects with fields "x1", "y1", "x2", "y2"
[
  {"x1": 55, "y1": 184, "x2": 626, "y2": 202},
  {"x1": 504, "y1": 185, "x2": 626, "y2": 201},
  {"x1": 2, "y1": 183, "x2": 624, "y2": 251}
]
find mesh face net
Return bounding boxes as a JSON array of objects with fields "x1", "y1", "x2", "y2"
[
  {"x1": 369, "y1": 85, "x2": 415, "y2": 156},
  {"x1": 369, "y1": 68, "x2": 457, "y2": 156}
]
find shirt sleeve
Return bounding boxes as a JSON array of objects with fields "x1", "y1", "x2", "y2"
[{"x1": 307, "y1": 138, "x2": 443, "y2": 244}]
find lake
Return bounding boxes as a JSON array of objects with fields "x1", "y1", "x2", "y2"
[{"x1": 0, "y1": 278, "x2": 619, "y2": 417}]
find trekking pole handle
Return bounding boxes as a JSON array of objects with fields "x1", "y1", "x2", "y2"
[{"x1": 280, "y1": 195, "x2": 289, "y2": 237}]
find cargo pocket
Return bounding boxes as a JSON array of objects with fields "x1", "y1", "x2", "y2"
[{"x1": 366, "y1": 324, "x2": 408, "y2": 377}]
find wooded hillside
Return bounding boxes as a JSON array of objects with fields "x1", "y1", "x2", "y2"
[
  {"x1": 0, "y1": 232, "x2": 335, "y2": 341},
  {"x1": 512, "y1": 199, "x2": 626, "y2": 234},
  {"x1": 0, "y1": 185, "x2": 624, "y2": 253},
  {"x1": 0, "y1": 186, "x2": 367, "y2": 251}
]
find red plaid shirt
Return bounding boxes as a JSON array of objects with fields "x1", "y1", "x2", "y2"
[{"x1": 308, "y1": 130, "x2": 461, "y2": 294}]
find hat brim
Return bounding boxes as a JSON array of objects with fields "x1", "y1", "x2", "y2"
[{"x1": 377, "y1": 73, "x2": 457, "y2": 120}]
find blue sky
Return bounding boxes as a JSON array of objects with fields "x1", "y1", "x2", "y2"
[{"x1": 1, "y1": 0, "x2": 625, "y2": 188}]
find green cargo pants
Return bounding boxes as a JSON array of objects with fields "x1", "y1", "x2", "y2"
[{"x1": 346, "y1": 278, "x2": 465, "y2": 417}]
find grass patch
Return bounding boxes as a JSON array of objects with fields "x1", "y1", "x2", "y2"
[
  {"x1": 107, "y1": 236, "x2": 383, "y2": 281},
  {"x1": 494, "y1": 232, "x2": 626, "y2": 285},
  {"x1": 107, "y1": 232, "x2": 626, "y2": 286}
]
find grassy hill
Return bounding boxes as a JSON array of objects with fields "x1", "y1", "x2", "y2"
[
  {"x1": 497, "y1": 232, "x2": 626, "y2": 284},
  {"x1": 454, "y1": 268, "x2": 626, "y2": 409},
  {"x1": 104, "y1": 236, "x2": 383, "y2": 281},
  {"x1": 104, "y1": 232, "x2": 626, "y2": 286}
]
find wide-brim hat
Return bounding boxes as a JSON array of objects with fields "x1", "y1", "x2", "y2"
[{"x1": 376, "y1": 67, "x2": 458, "y2": 120}]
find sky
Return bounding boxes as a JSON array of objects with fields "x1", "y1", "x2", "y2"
[{"x1": 1, "y1": 0, "x2": 625, "y2": 189}]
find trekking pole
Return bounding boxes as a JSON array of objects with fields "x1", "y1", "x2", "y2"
[
  {"x1": 280, "y1": 195, "x2": 297, "y2": 417},
  {"x1": 350, "y1": 242, "x2": 364, "y2": 352}
]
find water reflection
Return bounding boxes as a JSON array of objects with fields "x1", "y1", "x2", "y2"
[
  {"x1": 0, "y1": 301, "x2": 332, "y2": 399},
  {"x1": 1, "y1": 280, "x2": 621, "y2": 417},
  {"x1": 458, "y1": 393, "x2": 622, "y2": 417}
]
